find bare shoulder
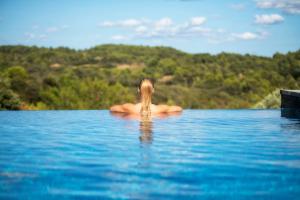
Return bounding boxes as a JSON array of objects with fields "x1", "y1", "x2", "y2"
[
  {"x1": 153, "y1": 104, "x2": 182, "y2": 113},
  {"x1": 110, "y1": 103, "x2": 182, "y2": 114},
  {"x1": 110, "y1": 103, "x2": 139, "y2": 113},
  {"x1": 122, "y1": 103, "x2": 135, "y2": 108}
]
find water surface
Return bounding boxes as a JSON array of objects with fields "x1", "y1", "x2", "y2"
[{"x1": 0, "y1": 110, "x2": 300, "y2": 199}]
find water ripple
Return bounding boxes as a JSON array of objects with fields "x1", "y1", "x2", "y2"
[{"x1": 0, "y1": 110, "x2": 300, "y2": 199}]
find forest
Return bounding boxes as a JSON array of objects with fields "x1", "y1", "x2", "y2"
[{"x1": 0, "y1": 44, "x2": 299, "y2": 110}]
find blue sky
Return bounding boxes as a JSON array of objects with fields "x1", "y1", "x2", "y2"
[{"x1": 0, "y1": 0, "x2": 299, "y2": 56}]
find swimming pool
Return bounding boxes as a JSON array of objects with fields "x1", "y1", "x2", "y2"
[{"x1": 0, "y1": 110, "x2": 299, "y2": 199}]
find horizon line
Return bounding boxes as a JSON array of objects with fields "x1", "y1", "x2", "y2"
[{"x1": 1, "y1": 43, "x2": 299, "y2": 58}]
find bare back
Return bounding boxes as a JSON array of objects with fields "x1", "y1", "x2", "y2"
[
  {"x1": 110, "y1": 79, "x2": 182, "y2": 115},
  {"x1": 110, "y1": 103, "x2": 182, "y2": 115}
]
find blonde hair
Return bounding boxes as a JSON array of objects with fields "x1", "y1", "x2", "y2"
[{"x1": 139, "y1": 79, "x2": 153, "y2": 117}]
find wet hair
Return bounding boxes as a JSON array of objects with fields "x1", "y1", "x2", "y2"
[
  {"x1": 139, "y1": 78, "x2": 154, "y2": 117},
  {"x1": 138, "y1": 78, "x2": 154, "y2": 90}
]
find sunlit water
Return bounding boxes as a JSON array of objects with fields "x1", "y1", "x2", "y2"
[{"x1": 0, "y1": 110, "x2": 300, "y2": 199}]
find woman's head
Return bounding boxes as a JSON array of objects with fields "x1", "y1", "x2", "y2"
[
  {"x1": 139, "y1": 79, "x2": 154, "y2": 116},
  {"x1": 139, "y1": 78, "x2": 154, "y2": 96}
]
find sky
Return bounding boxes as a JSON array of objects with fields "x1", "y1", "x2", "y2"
[{"x1": 0, "y1": 0, "x2": 300, "y2": 56}]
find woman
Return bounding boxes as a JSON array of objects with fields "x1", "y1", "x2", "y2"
[{"x1": 110, "y1": 79, "x2": 182, "y2": 116}]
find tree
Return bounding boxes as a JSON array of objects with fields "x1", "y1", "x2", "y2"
[{"x1": 0, "y1": 87, "x2": 21, "y2": 110}]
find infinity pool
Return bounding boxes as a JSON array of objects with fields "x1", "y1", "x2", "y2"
[{"x1": 0, "y1": 110, "x2": 300, "y2": 199}]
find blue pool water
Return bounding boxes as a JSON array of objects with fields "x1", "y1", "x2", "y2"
[{"x1": 0, "y1": 110, "x2": 300, "y2": 199}]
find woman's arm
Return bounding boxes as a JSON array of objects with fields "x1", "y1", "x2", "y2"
[
  {"x1": 110, "y1": 103, "x2": 136, "y2": 113},
  {"x1": 156, "y1": 105, "x2": 182, "y2": 113},
  {"x1": 168, "y1": 105, "x2": 183, "y2": 112}
]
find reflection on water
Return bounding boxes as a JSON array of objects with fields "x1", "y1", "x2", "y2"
[
  {"x1": 110, "y1": 111, "x2": 181, "y2": 144},
  {"x1": 2, "y1": 110, "x2": 300, "y2": 199},
  {"x1": 139, "y1": 116, "x2": 153, "y2": 143},
  {"x1": 280, "y1": 117, "x2": 300, "y2": 134},
  {"x1": 281, "y1": 108, "x2": 300, "y2": 119}
]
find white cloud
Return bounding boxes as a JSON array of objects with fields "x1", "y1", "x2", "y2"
[
  {"x1": 255, "y1": 14, "x2": 284, "y2": 24},
  {"x1": 100, "y1": 21, "x2": 115, "y2": 27},
  {"x1": 120, "y1": 19, "x2": 141, "y2": 27},
  {"x1": 100, "y1": 19, "x2": 144, "y2": 28},
  {"x1": 100, "y1": 17, "x2": 269, "y2": 43},
  {"x1": 25, "y1": 32, "x2": 47, "y2": 41},
  {"x1": 25, "y1": 24, "x2": 68, "y2": 41},
  {"x1": 38, "y1": 34, "x2": 47, "y2": 39},
  {"x1": 132, "y1": 17, "x2": 205, "y2": 38},
  {"x1": 25, "y1": 32, "x2": 36, "y2": 39},
  {"x1": 232, "y1": 31, "x2": 269, "y2": 40},
  {"x1": 111, "y1": 35, "x2": 128, "y2": 40},
  {"x1": 257, "y1": 30, "x2": 269, "y2": 38},
  {"x1": 256, "y1": 0, "x2": 300, "y2": 14},
  {"x1": 217, "y1": 28, "x2": 226, "y2": 33},
  {"x1": 135, "y1": 26, "x2": 148, "y2": 34},
  {"x1": 188, "y1": 26, "x2": 211, "y2": 35},
  {"x1": 154, "y1": 17, "x2": 173, "y2": 30},
  {"x1": 45, "y1": 25, "x2": 69, "y2": 33},
  {"x1": 190, "y1": 17, "x2": 206, "y2": 25},
  {"x1": 233, "y1": 32, "x2": 259, "y2": 40},
  {"x1": 46, "y1": 27, "x2": 59, "y2": 33}
]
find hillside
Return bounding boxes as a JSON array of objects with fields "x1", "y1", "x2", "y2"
[{"x1": 0, "y1": 44, "x2": 299, "y2": 110}]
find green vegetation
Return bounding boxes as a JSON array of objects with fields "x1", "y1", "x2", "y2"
[
  {"x1": 0, "y1": 44, "x2": 299, "y2": 110},
  {"x1": 252, "y1": 89, "x2": 281, "y2": 109}
]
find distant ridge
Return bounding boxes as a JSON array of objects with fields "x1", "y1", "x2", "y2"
[{"x1": 0, "y1": 44, "x2": 299, "y2": 110}]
